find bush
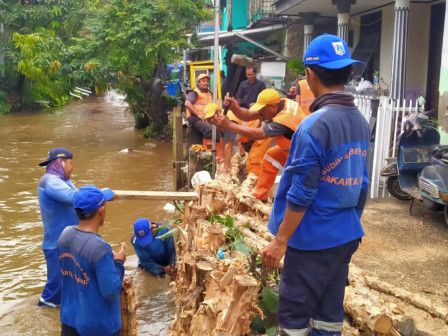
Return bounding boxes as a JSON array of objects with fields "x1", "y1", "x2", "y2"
[{"x1": 0, "y1": 90, "x2": 11, "y2": 115}]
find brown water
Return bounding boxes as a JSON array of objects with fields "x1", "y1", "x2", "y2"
[{"x1": 0, "y1": 94, "x2": 177, "y2": 335}]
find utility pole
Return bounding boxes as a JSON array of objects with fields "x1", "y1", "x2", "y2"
[{"x1": 211, "y1": 0, "x2": 220, "y2": 177}]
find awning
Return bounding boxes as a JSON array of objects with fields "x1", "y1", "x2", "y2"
[
  {"x1": 198, "y1": 24, "x2": 287, "y2": 60},
  {"x1": 275, "y1": 0, "x2": 394, "y2": 17}
]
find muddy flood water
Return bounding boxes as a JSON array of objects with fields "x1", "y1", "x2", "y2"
[{"x1": 0, "y1": 94, "x2": 177, "y2": 335}]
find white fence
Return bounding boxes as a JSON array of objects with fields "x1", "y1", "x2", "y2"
[{"x1": 353, "y1": 95, "x2": 420, "y2": 199}]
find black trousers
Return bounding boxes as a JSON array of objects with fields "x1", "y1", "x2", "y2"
[{"x1": 188, "y1": 116, "x2": 221, "y2": 141}]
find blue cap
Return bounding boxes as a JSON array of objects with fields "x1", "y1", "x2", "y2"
[
  {"x1": 133, "y1": 218, "x2": 153, "y2": 246},
  {"x1": 73, "y1": 185, "x2": 114, "y2": 215},
  {"x1": 39, "y1": 147, "x2": 73, "y2": 166},
  {"x1": 303, "y1": 34, "x2": 364, "y2": 69}
]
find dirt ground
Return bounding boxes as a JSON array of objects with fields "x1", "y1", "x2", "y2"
[{"x1": 352, "y1": 197, "x2": 448, "y2": 335}]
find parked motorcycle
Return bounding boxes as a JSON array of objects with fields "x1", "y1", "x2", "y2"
[
  {"x1": 419, "y1": 145, "x2": 448, "y2": 226},
  {"x1": 381, "y1": 109, "x2": 448, "y2": 225},
  {"x1": 380, "y1": 157, "x2": 412, "y2": 201}
]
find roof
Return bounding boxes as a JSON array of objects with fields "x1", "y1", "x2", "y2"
[
  {"x1": 198, "y1": 24, "x2": 286, "y2": 46},
  {"x1": 274, "y1": 0, "x2": 434, "y2": 17}
]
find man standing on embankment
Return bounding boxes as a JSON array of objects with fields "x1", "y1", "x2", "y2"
[{"x1": 261, "y1": 34, "x2": 370, "y2": 336}]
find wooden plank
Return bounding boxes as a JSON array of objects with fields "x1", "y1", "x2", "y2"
[{"x1": 114, "y1": 190, "x2": 198, "y2": 201}]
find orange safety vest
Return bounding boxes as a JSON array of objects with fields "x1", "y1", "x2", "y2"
[
  {"x1": 297, "y1": 79, "x2": 314, "y2": 115},
  {"x1": 272, "y1": 98, "x2": 308, "y2": 151},
  {"x1": 186, "y1": 87, "x2": 213, "y2": 118}
]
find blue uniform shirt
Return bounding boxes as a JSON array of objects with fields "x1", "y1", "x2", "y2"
[
  {"x1": 38, "y1": 174, "x2": 78, "y2": 250},
  {"x1": 269, "y1": 105, "x2": 370, "y2": 250},
  {"x1": 131, "y1": 227, "x2": 176, "y2": 276},
  {"x1": 58, "y1": 226, "x2": 124, "y2": 336}
]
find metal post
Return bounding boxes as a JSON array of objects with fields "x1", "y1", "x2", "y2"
[
  {"x1": 183, "y1": 37, "x2": 190, "y2": 86},
  {"x1": 211, "y1": 0, "x2": 220, "y2": 177}
]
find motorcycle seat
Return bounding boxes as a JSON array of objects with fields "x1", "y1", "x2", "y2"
[{"x1": 433, "y1": 145, "x2": 448, "y2": 159}]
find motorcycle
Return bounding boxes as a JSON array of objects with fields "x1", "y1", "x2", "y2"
[
  {"x1": 419, "y1": 145, "x2": 448, "y2": 226},
  {"x1": 380, "y1": 157, "x2": 412, "y2": 201},
  {"x1": 381, "y1": 109, "x2": 448, "y2": 225},
  {"x1": 379, "y1": 109, "x2": 435, "y2": 202}
]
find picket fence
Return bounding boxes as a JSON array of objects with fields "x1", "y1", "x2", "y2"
[{"x1": 353, "y1": 95, "x2": 420, "y2": 199}]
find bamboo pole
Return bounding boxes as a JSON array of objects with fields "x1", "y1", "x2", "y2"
[{"x1": 114, "y1": 190, "x2": 198, "y2": 201}]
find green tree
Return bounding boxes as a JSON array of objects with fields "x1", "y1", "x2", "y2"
[
  {"x1": 0, "y1": 0, "x2": 93, "y2": 107},
  {"x1": 74, "y1": 0, "x2": 210, "y2": 131}
]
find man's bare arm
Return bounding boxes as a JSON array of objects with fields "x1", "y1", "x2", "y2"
[
  {"x1": 261, "y1": 208, "x2": 305, "y2": 268},
  {"x1": 185, "y1": 101, "x2": 203, "y2": 119},
  {"x1": 224, "y1": 95, "x2": 260, "y2": 121},
  {"x1": 226, "y1": 121, "x2": 268, "y2": 140}
]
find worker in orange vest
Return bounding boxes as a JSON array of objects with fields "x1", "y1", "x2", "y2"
[
  {"x1": 205, "y1": 104, "x2": 271, "y2": 176},
  {"x1": 291, "y1": 77, "x2": 315, "y2": 115},
  {"x1": 209, "y1": 88, "x2": 309, "y2": 201},
  {"x1": 226, "y1": 111, "x2": 271, "y2": 176},
  {"x1": 185, "y1": 74, "x2": 222, "y2": 157}
]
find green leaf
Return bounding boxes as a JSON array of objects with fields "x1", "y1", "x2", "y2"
[
  {"x1": 231, "y1": 240, "x2": 253, "y2": 255},
  {"x1": 250, "y1": 315, "x2": 265, "y2": 333},
  {"x1": 173, "y1": 200, "x2": 184, "y2": 214},
  {"x1": 224, "y1": 215, "x2": 233, "y2": 228},
  {"x1": 266, "y1": 325, "x2": 278, "y2": 336},
  {"x1": 261, "y1": 287, "x2": 279, "y2": 315},
  {"x1": 155, "y1": 228, "x2": 178, "y2": 240}
]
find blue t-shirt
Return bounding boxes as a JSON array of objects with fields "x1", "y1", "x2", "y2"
[
  {"x1": 131, "y1": 227, "x2": 176, "y2": 276},
  {"x1": 269, "y1": 105, "x2": 370, "y2": 250},
  {"x1": 58, "y1": 226, "x2": 124, "y2": 336},
  {"x1": 38, "y1": 174, "x2": 78, "y2": 250}
]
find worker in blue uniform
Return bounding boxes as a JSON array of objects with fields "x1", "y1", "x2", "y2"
[
  {"x1": 261, "y1": 34, "x2": 370, "y2": 336},
  {"x1": 131, "y1": 218, "x2": 177, "y2": 278},
  {"x1": 58, "y1": 185, "x2": 124, "y2": 336},
  {"x1": 37, "y1": 147, "x2": 78, "y2": 307}
]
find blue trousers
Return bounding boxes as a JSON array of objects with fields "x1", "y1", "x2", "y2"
[
  {"x1": 39, "y1": 249, "x2": 62, "y2": 307},
  {"x1": 278, "y1": 239, "x2": 360, "y2": 336}
]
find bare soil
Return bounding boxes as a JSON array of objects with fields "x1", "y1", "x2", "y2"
[{"x1": 353, "y1": 197, "x2": 448, "y2": 335}]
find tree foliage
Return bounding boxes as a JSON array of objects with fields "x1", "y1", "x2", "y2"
[
  {"x1": 73, "y1": 0, "x2": 211, "y2": 130},
  {"x1": 3, "y1": 0, "x2": 210, "y2": 128},
  {"x1": 1, "y1": 0, "x2": 95, "y2": 106}
]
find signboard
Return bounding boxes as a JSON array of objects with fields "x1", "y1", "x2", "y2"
[{"x1": 260, "y1": 62, "x2": 286, "y2": 77}]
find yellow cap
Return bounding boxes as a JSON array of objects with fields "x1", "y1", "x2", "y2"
[
  {"x1": 204, "y1": 103, "x2": 219, "y2": 119},
  {"x1": 197, "y1": 74, "x2": 211, "y2": 82},
  {"x1": 249, "y1": 88, "x2": 281, "y2": 111},
  {"x1": 227, "y1": 111, "x2": 241, "y2": 124}
]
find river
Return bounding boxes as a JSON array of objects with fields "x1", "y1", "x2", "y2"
[{"x1": 0, "y1": 94, "x2": 177, "y2": 335}]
